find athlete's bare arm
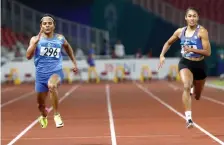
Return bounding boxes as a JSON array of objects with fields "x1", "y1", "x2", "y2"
[
  {"x1": 62, "y1": 36, "x2": 78, "y2": 72},
  {"x1": 160, "y1": 28, "x2": 182, "y2": 57},
  {"x1": 26, "y1": 36, "x2": 39, "y2": 60},
  {"x1": 158, "y1": 28, "x2": 182, "y2": 70},
  {"x1": 185, "y1": 27, "x2": 211, "y2": 56},
  {"x1": 26, "y1": 29, "x2": 43, "y2": 60},
  {"x1": 63, "y1": 37, "x2": 77, "y2": 65}
]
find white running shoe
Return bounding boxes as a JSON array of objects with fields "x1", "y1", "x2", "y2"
[{"x1": 54, "y1": 113, "x2": 64, "y2": 128}]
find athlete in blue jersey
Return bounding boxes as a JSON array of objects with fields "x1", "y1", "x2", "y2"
[
  {"x1": 158, "y1": 7, "x2": 211, "y2": 128},
  {"x1": 26, "y1": 14, "x2": 78, "y2": 128}
]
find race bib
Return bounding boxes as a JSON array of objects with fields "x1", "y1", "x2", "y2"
[
  {"x1": 181, "y1": 45, "x2": 197, "y2": 55},
  {"x1": 40, "y1": 47, "x2": 61, "y2": 58},
  {"x1": 188, "y1": 45, "x2": 197, "y2": 49}
]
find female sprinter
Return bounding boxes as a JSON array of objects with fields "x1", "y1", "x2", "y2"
[
  {"x1": 158, "y1": 7, "x2": 211, "y2": 128},
  {"x1": 26, "y1": 14, "x2": 78, "y2": 128}
]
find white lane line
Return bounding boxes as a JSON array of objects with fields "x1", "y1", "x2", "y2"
[
  {"x1": 167, "y1": 83, "x2": 224, "y2": 107},
  {"x1": 1, "y1": 91, "x2": 35, "y2": 108},
  {"x1": 2, "y1": 134, "x2": 186, "y2": 140},
  {"x1": 1, "y1": 87, "x2": 15, "y2": 93},
  {"x1": 7, "y1": 85, "x2": 80, "y2": 145},
  {"x1": 134, "y1": 82, "x2": 224, "y2": 145},
  {"x1": 105, "y1": 84, "x2": 117, "y2": 145},
  {"x1": 205, "y1": 83, "x2": 224, "y2": 91}
]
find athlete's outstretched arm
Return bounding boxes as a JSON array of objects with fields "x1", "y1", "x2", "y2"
[
  {"x1": 158, "y1": 28, "x2": 182, "y2": 70},
  {"x1": 63, "y1": 39, "x2": 77, "y2": 65},
  {"x1": 63, "y1": 38, "x2": 78, "y2": 72},
  {"x1": 160, "y1": 28, "x2": 182, "y2": 57},
  {"x1": 185, "y1": 28, "x2": 211, "y2": 56}
]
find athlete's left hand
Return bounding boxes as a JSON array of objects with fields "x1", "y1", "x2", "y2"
[
  {"x1": 72, "y1": 64, "x2": 78, "y2": 74},
  {"x1": 183, "y1": 45, "x2": 193, "y2": 53}
]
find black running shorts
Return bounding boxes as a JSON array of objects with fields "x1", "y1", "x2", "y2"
[{"x1": 178, "y1": 57, "x2": 207, "y2": 80}]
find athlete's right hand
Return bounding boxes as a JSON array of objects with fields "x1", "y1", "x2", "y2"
[
  {"x1": 33, "y1": 28, "x2": 43, "y2": 44},
  {"x1": 158, "y1": 55, "x2": 165, "y2": 70}
]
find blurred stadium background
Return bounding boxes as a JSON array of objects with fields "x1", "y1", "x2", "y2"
[{"x1": 1, "y1": 0, "x2": 224, "y2": 85}]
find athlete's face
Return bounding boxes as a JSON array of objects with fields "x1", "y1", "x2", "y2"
[
  {"x1": 40, "y1": 17, "x2": 55, "y2": 34},
  {"x1": 185, "y1": 10, "x2": 199, "y2": 27}
]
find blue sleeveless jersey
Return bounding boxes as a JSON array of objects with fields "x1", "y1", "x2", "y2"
[
  {"x1": 34, "y1": 33, "x2": 65, "y2": 81},
  {"x1": 180, "y1": 25, "x2": 203, "y2": 58}
]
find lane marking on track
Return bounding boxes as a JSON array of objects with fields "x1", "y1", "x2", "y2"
[
  {"x1": 134, "y1": 82, "x2": 224, "y2": 145},
  {"x1": 105, "y1": 84, "x2": 117, "y2": 145},
  {"x1": 7, "y1": 85, "x2": 80, "y2": 145},
  {"x1": 1, "y1": 91, "x2": 35, "y2": 108}
]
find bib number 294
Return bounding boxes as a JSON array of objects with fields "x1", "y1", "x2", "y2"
[{"x1": 40, "y1": 47, "x2": 60, "y2": 58}]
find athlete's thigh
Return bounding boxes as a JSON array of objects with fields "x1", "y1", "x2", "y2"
[
  {"x1": 191, "y1": 59, "x2": 207, "y2": 94},
  {"x1": 178, "y1": 58, "x2": 194, "y2": 86},
  {"x1": 35, "y1": 81, "x2": 49, "y2": 93},
  {"x1": 48, "y1": 69, "x2": 64, "y2": 86},
  {"x1": 179, "y1": 68, "x2": 194, "y2": 87},
  {"x1": 37, "y1": 91, "x2": 48, "y2": 102},
  {"x1": 35, "y1": 81, "x2": 48, "y2": 102}
]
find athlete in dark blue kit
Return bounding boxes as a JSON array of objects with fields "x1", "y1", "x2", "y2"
[{"x1": 158, "y1": 7, "x2": 211, "y2": 129}]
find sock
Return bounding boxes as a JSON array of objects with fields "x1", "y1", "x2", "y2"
[
  {"x1": 185, "y1": 111, "x2": 192, "y2": 121},
  {"x1": 190, "y1": 87, "x2": 194, "y2": 94}
]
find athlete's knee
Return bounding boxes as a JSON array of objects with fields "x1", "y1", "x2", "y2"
[
  {"x1": 48, "y1": 74, "x2": 60, "y2": 92},
  {"x1": 48, "y1": 83, "x2": 57, "y2": 92},
  {"x1": 183, "y1": 83, "x2": 191, "y2": 92}
]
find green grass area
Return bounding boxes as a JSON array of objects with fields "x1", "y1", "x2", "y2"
[{"x1": 210, "y1": 80, "x2": 224, "y2": 86}]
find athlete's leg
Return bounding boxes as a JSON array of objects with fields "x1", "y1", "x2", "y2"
[
  {"x1": 179, "y1": 68, "x2": 194, "y2": 128},
  {"x1": 192, "y1": 79, "x2": 206, "y2": 100},
  {"x1": 48, "y1": 73, "x2": 64, "y2": 128},
  {"x1": 191, "y1": 59, "x2": 207, "y2": 100},
  {"x1": 35, "y1": 82, "x2": 49, "y2": 128},
  {"x1": 48, "y1": 74, "x2": 61, "y2": 114},
  {"x1": 37, "y1": 92, "x2": 48, "y2": 117},
  {"x1": 180, "y1": 68, "x2": 193, "y2": 112}
]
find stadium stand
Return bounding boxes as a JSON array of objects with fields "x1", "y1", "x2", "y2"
[
  {"x1": 162, "y1": 0, "x2": 224, "y2": 24},
  {"x1": 132, "y1": 0, "x2": 224, "y2": 46}
]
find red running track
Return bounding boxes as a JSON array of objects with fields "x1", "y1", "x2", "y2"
[{"x1": 1, "y1": 81, "x2": 224, "y2": 145}]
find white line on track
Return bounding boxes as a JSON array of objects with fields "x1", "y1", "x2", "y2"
[
  {"x1": 105, "y1": 84, "x2": 117, "y2": 145},
  {"x1": 134, "y1": 82, "x2": 224, "y2": 145},
  {"x1": 1, "y1": 91, "x2": 35, "y2": 108},
  {"x1": 7, "y1": 85, "x2": 80, "y2": 145},
  {"x1": 205, "y1": 83, "x2": 224, "y2": 91},
  {"x1": 1, "y1": 87, "x2": 15, "y2": 93},
  {"x1": 2, "y1": 134, "x2": 187, "y2": 140},
  {"x1": 167, "y1": 83, "x2": 224, "y2": 107}
]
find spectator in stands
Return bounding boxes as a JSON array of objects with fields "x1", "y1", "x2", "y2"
[
  {"x1": 14, "y1": 48, "x2": 22, "y2": 57},
  {"x1": 114, "y1": 40, "x2": 125, "y2": 58},
  {"x1": 135, "y1": 48, "x2": 142, "y2": 58},
  {"x1": 148, "y1": 50, "x2": 152, "y2": 58},
  {"x1": 101, "y1": 39, "x2": 110, "y2": 56}
]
